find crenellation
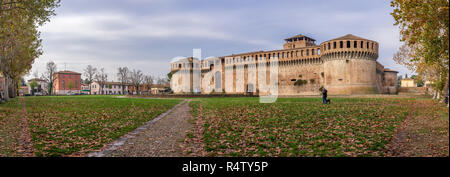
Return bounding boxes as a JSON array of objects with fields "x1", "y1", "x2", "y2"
[{"x1": 170, "y1": 33, "x2": 397, "y2": 95}]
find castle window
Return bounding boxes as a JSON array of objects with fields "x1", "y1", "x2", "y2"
[
  {"x1": 371, "y1": 42, "x2": 374, "y2": 49},
  {"x1": 301, "y1": 50, "x2": 303, "y2": 56},
  {"x1": 354, "y1": 41, "x2": 357, "y2": 48},
  {"x1": 312, "y1": 49, "x2": 315, "y2": 55},
  {"x1": 340, "y1": 41, "x2": 343, "y2": 48},
  {"x1": 333, "y1": 42, "x2": 336, "y2": 49},
  {"x1": 361, "y1": 41, "x2": 364, "y2": 48},
  {"x1": 328, "y1": 43, "x2": 331, "y2": 50},
  {"x1": 291, "y1": 79, "x2": 296, "y2": 82},
  {"x1": 347, "y1": 41, "x2": 350, "y2": 48},
  {"x1": 306, "y1": 50, "x2": 309, "y2": 56},
  {"x1": 317, "y1": 48, "x2": 320, "y2": 55},
  {"x1": 367, "y1": 42, "x2": 369, "y2": 48},
  {"x1": 293, "y1": 44, "x2": 295, "y2": 48}
]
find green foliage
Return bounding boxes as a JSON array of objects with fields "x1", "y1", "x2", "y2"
[
  {"x1": 67, "y1": 80, "x2": 74, "y2": 90},
  {"x1": 410, "y1": 75, "x2": 424, "y2": 87},
  {"x1": 391, "y1": 0, "x2": 449, "y2": 94},
  {"x1": 167, "y1": 72, "x2": 173, "y2": 82},
  {"x1": 310, "y1": 79, "x2": 315, "y2": 84},
  {"x1": 0, "y1": 0, "x2": 61, "y2": 99},
  {"x1": 29, "y1": 80, "x2": 37, "y2": 90}
]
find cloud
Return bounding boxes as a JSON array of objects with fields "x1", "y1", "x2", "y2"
[{"x1": 29, "y1": 0, "x2": 411, "y2": 82}]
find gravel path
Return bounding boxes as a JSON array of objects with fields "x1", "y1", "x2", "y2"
[{"x1": 100, "y1": 100, "x2": 193, "y2": 157}]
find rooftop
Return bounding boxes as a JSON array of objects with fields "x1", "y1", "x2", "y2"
[
  {"x1": 55, "y1": 70, "x2": 81, "y2": 75},
  {"x1": 284, "y1": 34, "x2": 316, "y2": 41},
  {"x1": 28, "y1": 78, "x2": 47, "y2": 82},
  {"x1": 384, "y1": 68, "x2": 399, "y2": 73},
  {"x1": 328, "y1": 34, "x2": 370, "y2": 41}
]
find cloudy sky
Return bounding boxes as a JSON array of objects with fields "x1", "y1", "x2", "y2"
[{"x1": 28, "y1": 0, "x2": 410, "y2": 81}]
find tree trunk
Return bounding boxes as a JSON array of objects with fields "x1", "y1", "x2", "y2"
[
  {"x1": 441, "y1": 78, "x2": 449, "y2": 103},
  {"x1": 4, "y1": 75, "x2": 10, "y2": 101}
]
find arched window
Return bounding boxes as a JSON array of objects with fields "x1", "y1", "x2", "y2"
[
  {"x1": 371, "y1": 42, "x2": 374, "y2": 49},
  {"x1": 328, "y1": 43, "x2": 331, "y2": 50},
  {"x1": 312, "y1": 49, "x2": 315, "y2": 55},
  {"x1": 346, "y1": 41, "x2": 350, "y2": 48},
  {"x1": 361, "y1": 41, "x2": 364, "y2": 48},
  {"x1": 366, "y1": 42, "x2": 369, "y2": 48},
  {"x1": 354, "y1": 41, "x2": 357, "y2": 48},
  {"x1": 333, "y1": 42, "x2": 336, "y2": 49},
  {"x1": 340, "y1": 41, "x2": 343, "y2": 48}
]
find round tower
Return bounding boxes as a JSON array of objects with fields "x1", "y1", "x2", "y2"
[{"x1": 320, "y1": 34, "x2": 379, "y2": 95}]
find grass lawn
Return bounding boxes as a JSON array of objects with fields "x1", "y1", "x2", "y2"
[
  {"x1": 187, "y1": 97, "x2": 448, "y2": 157},
  {"x1": 1, "y1": 96, "x2": 181, "y2": 157}
]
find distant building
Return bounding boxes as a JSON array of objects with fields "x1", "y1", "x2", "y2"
[
  {"x1": 81, "y1": 84, "x2": 91, "y2": 94},
  {"x1": 53, "y1": 71, "x2": 82, "y2": 95},
  {"x1": 90, "y1": 81, "x2": 129, "y2": 95},
  {"x1": 19, "y1": 86, "x2": 30, "y2": 96},
  {"x1": 27, "y1": 78, "x2": 48, "y2": 95},
  {"x1": 401, "y1": 78, "x2": 417, "y2": 87},
  {"x1": 170, "y1": 34, "x2": 398, "y2": 95},
  {"x1": 151, "y1": 84, "x2": 170, "y2": 94}
]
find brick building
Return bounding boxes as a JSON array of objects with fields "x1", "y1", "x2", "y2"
[
  {"x1": 170, "y1": 34, "x2": 398, "y2": 95},
  {"x1": 53, "y1": 70, "x2": 82, "y2": 95}
]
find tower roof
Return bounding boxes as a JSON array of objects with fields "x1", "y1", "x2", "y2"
[
  {"x1": 329, "y1": 34, "x2": 369, "y2": 41},
  {"x1": 284, "y1": 34, "x2": 316, "y2": 41}
]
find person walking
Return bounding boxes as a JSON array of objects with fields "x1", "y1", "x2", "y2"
[{"x1": 322, "y1": 87, "x2": 328, "y2": 104}]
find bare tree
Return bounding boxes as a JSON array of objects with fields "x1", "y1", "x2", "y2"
[
  {"x1": 117, "y1": 67, "x2": 129, "y2": 95},
  {"x1": 143, "y1": 75, "x2": 154, "y2": 95},
  {"x1": 94, "y1": 68, "x2": 108, "y2": 95},
  {"x1": 157, "y1": 77, "x2": 168, "y2": 85},
  {"x1": 83, "y1": 65, "x2": 97, "y2": 95},
  {"x1": 130, "y1": 69, "x2": 143, "y2": 95},
  {"x1": 41, "y1": 61, "x2": 57, "y2": 95}
]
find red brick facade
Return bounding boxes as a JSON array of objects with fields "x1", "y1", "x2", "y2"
[{"x1": 53, "y1": 71, "x2": 82, "y2": 94}]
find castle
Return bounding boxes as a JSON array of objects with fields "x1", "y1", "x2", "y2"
[{"x1": 170, "y1": 34, "x2": 398, "y2": 95}]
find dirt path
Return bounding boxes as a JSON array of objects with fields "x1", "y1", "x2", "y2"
[
  {"x1": 386, "y1": 100, "x2": 449, "y2": 157},
  {"x1": 17, "y1": 97, "x2": 35, "y2": 157},
  {"x1": 90, "y1": 100, "x2": 193, "y2": 157}
]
